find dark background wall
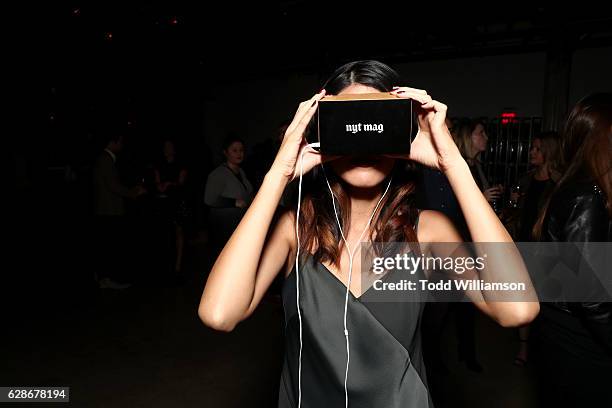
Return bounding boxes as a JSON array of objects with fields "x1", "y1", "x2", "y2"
[
  {"x1": 203, "y1": 48, "x2": 612, "y2": 164},
  {"x1": 12, "y1": 4, "x2": 612, "y2": 186},
  {"x1": 5, "y1": 0, "x2": 612, "y2": 350},
  {"x1": 570, "y1": 47, "x2": 612, "y2": 103}
]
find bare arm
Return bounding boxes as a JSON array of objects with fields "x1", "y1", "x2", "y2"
[
  {"x1": 391, "y1": 86, "x2": 539, "y2": 327},
  {"x1": 418, "y1": 209, "x2": 539, "y2": 327},
  {"x1": 198, "y1": 90, "x2": 327, "y2": 331},
  {"x1": 446, "y1": 159, "x2": 539, "y2": 326},
  {"x1": 198, "y1": 172, "x2": 293, "y2": 331}
]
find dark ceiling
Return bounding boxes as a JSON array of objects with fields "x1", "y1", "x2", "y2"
[
  {"x1": 34, "y1": 2, "x2": 612, "y2": 81},
  {"x1": 17, "y1": 2, "x2": 611, "y2": 151}
]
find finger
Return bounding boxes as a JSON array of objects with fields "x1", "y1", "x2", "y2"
[
  {"x1": 391, "y1": 90, "x2": 429, "y2": 100},
  {"x1": 295, "y1": 150, "x2": 332, "y2": 179},
  {"x1": 421, "y1": 100, "x2": 435, "y2": 110},
  {"x1": 291, "y1": 97, "x2": 323, "y2": 139},
  {"x1": 304, "y1": 144, "x2": 324, "y2": 154},
  {"x1": 420, "y1": 97, "x2": 446, "y2": 109},
  {"x1": 285, "y1": 90, "x2": 326, "y2": 137},
  {"x1": 432, "y1": 100, "x2": 448, "y2": 112},
  {"x1": 296, "y1": 150, "x2": 342, "y2": 177},
  {"x1": 285, "y1": 90, "x2": 325, "y2": 136},
  {"x1": 391, "y1": 91, "x2": 433, "y2": 105},
  {"x1": 423, "y1": 100, "x2": 448, "y2": 127},
  {"x1": 415, "y1": 103, "x2": 436, "y2": 123},
  {"x1": 392, "y1": 86, "x2": 428, "y2": 95}
]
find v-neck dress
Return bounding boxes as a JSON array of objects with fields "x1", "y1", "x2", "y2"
[{"x1": 278, "y1": 253, "x2": 433, "y2": 407}]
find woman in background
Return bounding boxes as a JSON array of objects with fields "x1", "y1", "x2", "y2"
[
  {"x1": 153, "y1": 140, "x2": 189, "y2": 278},
  {"x1": 454, "y1": 118, "x2": 504, "y2": 209},
  {"x1": 514, "y1": 132, "x2": 562, "y2": 241},
  {"x1": 533, "y1": 93, "x2": 612, "y2": 407},
  {"x1": 447, "y1": 118, "x2": 504, "y2": 372},
  {"x1": 204, "y1": 135, "x2": 254, "y2": 252},
  {"x1": 511, "y1": 131, "x2": 561, "y2": 366}
]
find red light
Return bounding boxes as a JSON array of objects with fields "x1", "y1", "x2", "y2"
[
  {"x1": 501, "y1": 111, "x2": 518, "y2": 125},
  {"x1": 104, "y1": 32, "x2": 113, "y2": 40},
  {"x1": 170, "y1": 17, "x2": 179, "y2": 25}
]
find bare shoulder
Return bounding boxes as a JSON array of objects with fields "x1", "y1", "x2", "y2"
[
  {"x1": 275, "y1": 208, "x2": 297, "y2": 250},
  {"x1": 416, "y1": 209, "x2": 462, "y2": 244},
  {"x1": 273, "y1": 208, "x2": 298, "y2": 278}
]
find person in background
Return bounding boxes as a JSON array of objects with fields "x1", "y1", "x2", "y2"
[
  {"x1": 93, "y1": 131, "x2": 146, "y2": 289},
  {"x1": 204, "y1": 134, "x2": 254, "y2": 252},
  {"x1": 153, "y1": 139, "x2": 189, "y2": 280},
  {"x1": 419, "y1": 117, "x2": 464, "y2": 225},
  {"x1": 513, "y1": 132, "x2": 562, "y2": 241},
  {"x1": 419, "y1": 117, "x2": 470, "y2": 404},
  {"x1": 454, "y1": 119, "x2": 503, "y2": 208},
  {"x1": 533, "y1": 93, "x2": 612, "y2": 407},
  {"x1": 243, "y1": 120, "x2": 289, "y2": 192},
  {"x1": 442, "y1": 118, "x2": 503, "y2": 373},
  {"x1": 510, "y1": 131, "x2": 561, "y2": 366}
]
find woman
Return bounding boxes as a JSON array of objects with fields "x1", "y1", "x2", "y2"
[
  {"x1": 532, "y1": 93, "x2": 612, "y2": 407},
  {"x1": 153, "y1": 140, "x2": 189, "y2": 276},
  {"x1": 447, "y1": 118, "x2": 503, "y2": 372},
  {"x1": 204, "y1": 135, "x2": 254, "y2": 251},
  {"x1": 514, "y1": 132, "x2": 562, "y2": 242},
  {"x1": 454, "y1": 118, "x2": 504, "y2": 209},
  {"x1": 198, "y1": 60, "x2": 539, "y2": 407},
  {"x1": 511, "y1": 132, "x2": 561, "y2": 366}
]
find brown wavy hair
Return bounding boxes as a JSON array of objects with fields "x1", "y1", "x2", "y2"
[
  {"x1": 533, "y1": 93, "x2": 612, "y2": 239},
  {"x1": 297, "y1": 162, "x2": 420, "y2": 266},
  {"x1": 453, "y1": 118, "x2": 487, "y2": 162},
  {"x1": 297, "y1": 60, "x2": 420, "y2": 266},
  {"x1": 534, "y1": 131, "x2": 562, "y2": 174}
]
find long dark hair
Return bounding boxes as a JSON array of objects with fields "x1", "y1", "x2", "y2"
[
  {"x1": 453, "y1": 118, "x2": 486, "y2": 162},
  {"x1": 533, "y1": 93, "x2": 612, "y2": 239},
  {"x1": 297, "y1": 60, "x2": 419, "y2": 267},
  {"x1": 321, "y1": 60, "x2": 401, "y2": 95}
]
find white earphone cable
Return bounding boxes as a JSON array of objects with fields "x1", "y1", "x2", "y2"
[
  {"x1": 295, "y1": 142, "x2": 319, "y2": 408},
  {"x1": 322, "y1": 169, "x2": 392, "y2": 408},
  {"x1": 295, "y1": 142, "x2": 392, "y2": 408}
]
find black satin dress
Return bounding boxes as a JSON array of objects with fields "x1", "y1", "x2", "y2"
[{"x1": 279, "y1": 255, "x2": 433, "y2": 407}]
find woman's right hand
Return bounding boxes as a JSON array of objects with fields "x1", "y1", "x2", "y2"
[{"x1": 269, "y1": 90, "x2": 329, "y2": 183}]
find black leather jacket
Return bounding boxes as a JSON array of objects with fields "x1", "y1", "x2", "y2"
[{"x1": 541, "y1": 180, "x2": 612, "y2": 354}]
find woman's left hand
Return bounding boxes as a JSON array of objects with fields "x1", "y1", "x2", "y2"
[{"x1": 388, "y1": 87, "x2": 465, "y2": 173}]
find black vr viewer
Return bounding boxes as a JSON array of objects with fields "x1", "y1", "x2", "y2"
[{"x1": 316, "y1": 93, "x2": 418, "y2": 155}]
